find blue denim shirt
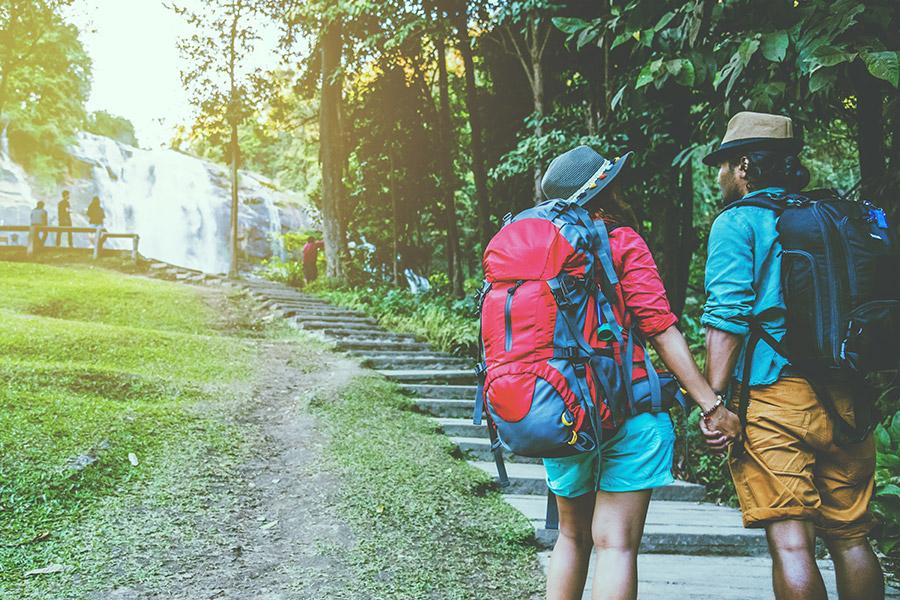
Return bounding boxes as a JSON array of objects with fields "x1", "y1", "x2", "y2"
[{"x1": 701, "y1": 187, "x2": 790, "y2": 386}]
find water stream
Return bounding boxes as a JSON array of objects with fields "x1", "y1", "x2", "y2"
[{"x1": 0, "y1": 132, "x2": 314, "y2": 273}]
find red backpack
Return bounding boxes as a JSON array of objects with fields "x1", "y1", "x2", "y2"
[{"x1": 473, "y1": 199, "x2": 686, "y2": 475}]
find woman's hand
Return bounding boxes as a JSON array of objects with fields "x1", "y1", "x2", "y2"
[{"x1": 698, "y1": 407, "x2": 742, "y2": 454}]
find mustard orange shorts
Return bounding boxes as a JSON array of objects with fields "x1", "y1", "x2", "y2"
[{"x1": 728, "y1": 376, "x2": 875, "y2": 540}]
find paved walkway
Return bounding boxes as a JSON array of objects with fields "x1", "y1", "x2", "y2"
[{"x1": 165, "y1": 273, "x2": 895, "y2": 600}]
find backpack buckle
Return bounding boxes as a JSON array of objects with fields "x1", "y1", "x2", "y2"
[
  {"x1": 474, "y1": 361, "x2": 487, "y2": 379},
  {"x1": 472, "y1": 281, "x2": 491, "y2": 315},
  {"x1": 550, "y1": 275, "x2": 583, "y2": 309},
  {"x1": 555, "y1": 346, "x2": 578, "y2": 359}
]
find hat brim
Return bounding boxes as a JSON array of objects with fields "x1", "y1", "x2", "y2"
[
  {"x1": 702, "y1": 137, "x2": 803, "y2": 167},
  {"x1": 573, "y1": 151, "x2": 634, "y2": 207}
]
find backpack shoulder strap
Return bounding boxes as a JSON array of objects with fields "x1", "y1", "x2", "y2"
[{"x1": 721, "y1": 191, "x2": 788, "y2": 216}]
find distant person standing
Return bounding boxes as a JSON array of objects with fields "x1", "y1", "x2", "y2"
[
  {"x1": 87, "y1": 196, "x2": 105, "y2": 247},
  {"x1": 56, "y1": 190, "x2": 73, "y2": 247},
  {"x1": 302, "y1": 235, "x2": 325, "y2": 283},
  {"x1": 30, "y1": 201, "x2": 49, "y2": 246}
]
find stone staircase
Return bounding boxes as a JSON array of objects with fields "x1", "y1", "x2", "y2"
[{"x1": 144, "y1": 272, "x2": 895, "y2": 599}]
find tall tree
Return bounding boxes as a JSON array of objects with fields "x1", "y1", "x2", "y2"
[
  {"x1": 0, "y1": 0, "x2": 89, "y2": 181},
  {"x1": 172, "y1": 0, "x2": 269, "y2": 278},
  {"x1": 431, "y1": 2, "x2": 464, "y2": 297},
  {"x1": 493, "y1": 0, "x2": 556, "y2": 204},
  {"x1": 453, "y1": 0, "x2": 492, "y2": 251},
  {"x1": 318, "y1": 16, "x2": 347, "y2": 280}
]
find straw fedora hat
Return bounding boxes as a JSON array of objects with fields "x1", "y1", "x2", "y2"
[
  {"x1": 703, "y1": 111, "x2": 802, "y2": 166},
  {"x1": 541, "y1": 145, "x2": 634, "y2": 206}
]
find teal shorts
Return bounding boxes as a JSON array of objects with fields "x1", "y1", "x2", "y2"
[{"x1": 543, "y1": 412, "x2": 675, "y2": 497}]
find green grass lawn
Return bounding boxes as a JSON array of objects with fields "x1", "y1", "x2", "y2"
[
  {"x1": 312, "y1": 376, "x2": 544, "y2": 598},
  {"x1": 0, "y1": 262, "x2": 248, "y2": 586}
]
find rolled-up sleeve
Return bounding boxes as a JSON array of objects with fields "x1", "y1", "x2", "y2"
[
  {"x1": 612, "y1": 227, "x2": 679, "y2": 338},
  {"x1": 701, "y1": 210, "x2": 755, "y2": 335}
]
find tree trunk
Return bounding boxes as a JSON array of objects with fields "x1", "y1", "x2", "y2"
[
  {"x1": 436, "y1": 34, "x2": 465, "y2": 297},
  {"x1": 319, "y1": 18, "x2": 346, "y2": 281},
  {"x1": 390, "y1": 149, "x2": 400, "y2": 286},
  {"x1": 454, "y1": 1, "x2": 492, "y2": 252},
  {"x1": 229, "y1": 120, "x2": 240, "y2": 277},
  {"x1": 661, "y1": 90, "x2": 696, "y2": 316},
  {"x1": 531, "y1": 18, "x2": 544, "y2": 204},
  {"x1": 852, "y1": 60, "x2": 886, "y2": 204},
  {"x1": 887, "y1": 91, "x2": 900, "y2": 220}
]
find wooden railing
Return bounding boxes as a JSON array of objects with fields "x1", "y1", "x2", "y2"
[{"x1": 0, "y1": 225, "x2": 140, "y2": 262}]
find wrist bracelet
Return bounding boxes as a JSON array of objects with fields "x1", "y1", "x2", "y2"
[{"x1": 701, "y1": 395, "x2": 725, "y2": 420}]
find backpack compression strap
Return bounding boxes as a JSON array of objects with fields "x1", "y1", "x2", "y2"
[
  {"x1": 736, "y1": 322, "x2": 875, "y2": 449},
  {"x1": 623, "y1": 326, "x2": 662, "y2": 414}
]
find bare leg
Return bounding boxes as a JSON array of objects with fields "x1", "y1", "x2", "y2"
[
  {"x1": 826, "y1": 536, "x2": 884, "y2": 600},
  {"x1": 766, "y1": 519, "x2": 827, "y2": 600},
  {"x1": 591, "y1": 489, "x2": 652, "y2": 600},
  {"x1": 547, "y1": 491, "x2": 594, "y2": 600}
]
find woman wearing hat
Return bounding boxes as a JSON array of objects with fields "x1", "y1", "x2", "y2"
[{"x1": 539, "y1": 146, "x2": 742, "y2": 600}]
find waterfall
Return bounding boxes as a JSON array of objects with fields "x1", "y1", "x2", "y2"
[
  {"x1": 0, "y1": 129, "x2": 37, "y2": 233},
  {"x1": 72, "y1": 134, "x2": 231, "y2": 273},
  {"x1": 0, "y1": 131, "x2": 315, "y2": 273}
]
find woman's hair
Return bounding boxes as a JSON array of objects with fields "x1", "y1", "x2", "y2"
[
  {"x1": 586, "y1": 181, "x2": 638, "y2": 229},
  {"x1": 735, "y1": 150, "x2": 810, "y2": 192}
]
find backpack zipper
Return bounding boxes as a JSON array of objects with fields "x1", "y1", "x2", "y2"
[
  {"x1": 783, "y1": 249, "x2": 825, "y2": 353},
  {"x1": 812, "y1": 202, "x2": 842, "y2": 362},
  {"x1": 505, "y1": 280, "x2": 525, "y2": 352},
  {"x1": 837, "y1": 216, "x2": 859, "y2": 304}
]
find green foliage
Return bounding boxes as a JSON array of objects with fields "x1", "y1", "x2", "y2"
[
  {"x1": 0, "y1": 261, "x2": 248, "y2": 586},
  {"x1": 260, "y1": 256, "x2": 308, "y2": 288},
  {"x1": 1, "y1": 0, "x2": 91, "y2": 185},
  {"x1": 312, "y1": 281, "x2": 480, "y2": 356},
  {"x1": 313, "y1": 375, "x2": 544, "y2": 597},
  {"x1": 170, "y1": 0, "x2": 273, "y2": 156},
  {"x1": 874, "y1": 408, "x2": 900, "y2": 575},
  {"x1": 84, "y1": 111, "x2": 138, "y2": 146}
]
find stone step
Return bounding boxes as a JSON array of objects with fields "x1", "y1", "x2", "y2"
[
  {"x1": 379, "y1": 369, "x2": 474, "y2": 385},
  {"x1": 468, "y1": 461, "x2": 706, "y2": 502},
  {"x1": 536, "y1": 553, "x2": 859, "y2": 600},
  {"x1": 269, "y1": 300, "x2": 347, "y2": 310},
  {"x1": 433, "y1": 416, "x2": 485, "y2": 437},
  {"x1": 309, "y1": 328, "x2": 420, "y2": 342},
  {"x1": 347, "y1": 348, "x2": 460, "y2": 360},
  {"x1": 507, "y1": 495, "x2": 767, "y2": 555},
  {"x1": 248, "y1": 289, "x2": 313, "y2": 300},
  {"x1": 291, "y1": 320, "x2": 383, "y2": 332},
  {"x1": 336, "y1": 339, "x2": 432, "y2": 353},
  {"x1": 359, "y1": 352, "x2": 469, "y2": 365},
  {"x1": 452, "y1": 436, "x2": 541, "y2": 464},
  {"x1": 364, "y1": 358, "x2": 472, "y2": 371},
  {"x1": 402, "y1": 384, "x2": 476, "y2": 399},
  {"x1": 287, "y1": 313, "x2": 377, "y2": 325},
  {"x1": 415, "y1": 399, "x2": 477, "y2": 418}
]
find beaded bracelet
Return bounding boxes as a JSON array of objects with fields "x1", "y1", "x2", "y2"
[{"x1": 701, "y1": 395, "x2": 726, "y2": 420}]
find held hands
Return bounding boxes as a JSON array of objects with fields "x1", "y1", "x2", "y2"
[{"x1": 698, "y1": 405, "x2": 742, "y2": 454}]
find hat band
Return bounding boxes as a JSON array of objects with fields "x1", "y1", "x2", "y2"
[{"x1": 568, "y1": 159, "x2": 613, "y2": 201}]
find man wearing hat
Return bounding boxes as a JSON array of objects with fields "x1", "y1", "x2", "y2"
[
  {"x1": 701, "y1": 112, "x2": 884, "y2": 599},
  {"x1": 539, "y1": 146, "x2": 741, "y2": 600}
]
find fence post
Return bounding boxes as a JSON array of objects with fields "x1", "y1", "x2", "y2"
[
  {"x1": 27, "y1": 225, "x2": 38, "y2": 257},
  {"x1": 93, "y1": 228, "x2": 103, "y2": 260},
  {"x1": 131, "y1": 235, "x2": 140, "y2": 263}
]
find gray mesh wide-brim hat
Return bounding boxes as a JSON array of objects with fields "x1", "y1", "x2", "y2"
[{"x1": 541, "y1": 145, "x2": 633, "y2": 206}]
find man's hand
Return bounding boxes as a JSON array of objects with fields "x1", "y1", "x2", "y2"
[
  {"x1": 706, "y1": 405, "x2": 742, "y2": 441},
  {"x1": 698, "y1": 416, "x2": 731, "y2": 454}
]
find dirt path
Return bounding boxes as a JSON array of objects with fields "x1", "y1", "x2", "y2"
[{"x1": 99, "y1": 299, "x2": 365, "y2": 599}]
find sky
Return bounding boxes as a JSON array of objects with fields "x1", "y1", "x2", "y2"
[{"x1": 68, "y1": 0, "x2": 286, "y2": 149}]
